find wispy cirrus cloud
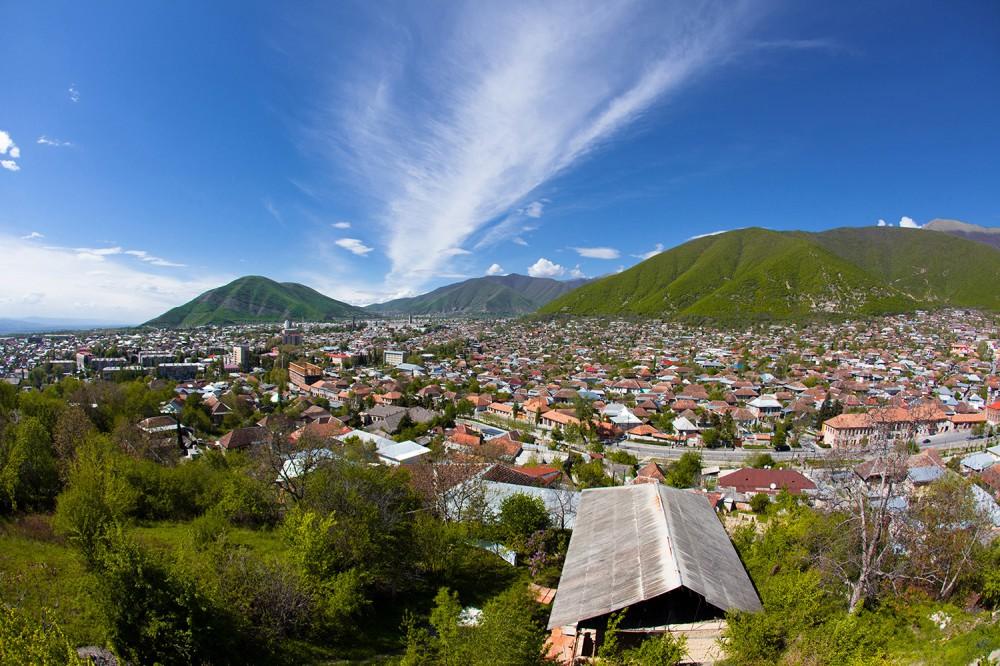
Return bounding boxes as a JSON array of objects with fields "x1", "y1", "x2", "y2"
[
  {"x1": 22, "y1": 231, "x2": 44, "y2": 240},
  {"x1": 37, "y1": 135, "x2": 73, "y2": 147},
  {"x1": 316, "y1": 0, "x2": 755, "y2": 293},
  {"x1": 572, "y1": 246, "x2": 620, "y2": 259}
]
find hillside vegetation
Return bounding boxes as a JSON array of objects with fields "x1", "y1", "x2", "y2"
[
  {"x1": 145, "y1": 276, "x2": 367, "y2": 327},
  {"x1": 366, "y1": 274, "x2": 588, "y2": 316},
  {"x1": 540, "y1": 227, "x2": 1000, "y2": 319}
]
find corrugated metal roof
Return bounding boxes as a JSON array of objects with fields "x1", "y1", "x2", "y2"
[{"x1": 547, "y1": 484, "x2": 761, "y2": 629}]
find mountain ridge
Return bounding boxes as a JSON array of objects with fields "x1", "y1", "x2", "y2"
[
  {"x1": 145, "y1": 276, "x2": 367, "y2": 327},
  {"x1": 539, "y1": 226, "x2": 1000, "y2": 319},
  {"x1": 364, "y1": 274, "x2": 589, "y2": 316}
]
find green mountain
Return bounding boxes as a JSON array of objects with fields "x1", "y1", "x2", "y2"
[
  {"x1": 923, "y1": 218, "x2": 1000, "y2": 251},
  {"x1": 145, "y1": 276, "x2": 367, "y2": 327},
  {"x1": 539, "y1": 227, "x2": 1000, "y2": 319},
  {"x1": 365, "y1": 274, "x2": 589, "y2": 316}
]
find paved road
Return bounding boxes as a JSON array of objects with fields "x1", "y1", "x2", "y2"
[{"x1": 920, "y1": 430, "x2": 991, "y2": 452}]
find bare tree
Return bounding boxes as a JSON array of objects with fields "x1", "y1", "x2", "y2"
[
  {"x1": 896, "y1": 475, "x2": 992, "y2": 600},
  {"x1": 815, "y1": 406, "x2": 911, "y2": 611}
]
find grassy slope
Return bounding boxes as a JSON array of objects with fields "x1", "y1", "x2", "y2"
[
  {"x1": 366, "y1": 275, "x2": 587, "y2": 316},
  {"x1": 807, "y1": 227, "x2": 1000, "y2": 309},
  {"x1": 146, "y1": 276, "x2": 366, "y2": 327},
  {"x1": 0, "y1": 516, "x2": 521, "y2": 663},
  {"x1": 540, "y1": 228, "x2": 917, "y2": 319}
]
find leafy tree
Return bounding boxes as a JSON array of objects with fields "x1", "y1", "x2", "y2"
[
  {"x1": 0, "y1": 416, "x2": 59, "y2": 513},
  {"x1": 666, "y1": 452, "x2": 702, "y2": 488},
  {"x1": 575, "y1": 460, "x2": 613, "y2": 488},
  {"x1": 749, "y1": 493, "x2": 770, "y2": 514},
  {"x1": 497, "y1": 493, "x2": 550, "y2": 553},
  {"x1": 747, "y1": 452, "x2": 776, "y2": 469},
  {"x1": 53, "y1": 435, "x2": 139, "y2": 561}
]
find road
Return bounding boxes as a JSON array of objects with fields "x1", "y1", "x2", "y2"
[
  {"x1": 920, "y1": 429, "x2": 991, "y2": 452},
  {"x1": 610, "y1": 440, "x2": 825, "y2": 464}
]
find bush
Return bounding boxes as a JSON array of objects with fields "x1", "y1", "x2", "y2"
[
  {"x1": 53, "y1": 435, "x2": 138, "y2": 561},
  {"x1": 749, "y1": 493, "x2": 770, "y2": 514},
  {"x1": 92, "y1": 528, "x2": 240, "y2": 665},
  {"x1": 0, "y1": 605, "x2": 87, "y2": 665}
]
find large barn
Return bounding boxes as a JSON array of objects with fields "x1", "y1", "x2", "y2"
[{"x1": 547, "y1": 484, "x2": 761, "y2": 663}]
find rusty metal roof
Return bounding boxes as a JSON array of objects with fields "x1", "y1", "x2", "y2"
[{"x1": 547, "y1": 484, "x2": 761, "y2": 629}]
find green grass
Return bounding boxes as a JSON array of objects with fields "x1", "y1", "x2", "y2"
[
  {"x1": 884, "y1": 600, "x2": 1000, "y2": 665},
  {"x1": 539, "y1": 226, "x2": 1000, "y2": 319},
  {"x1": 0, "y1": 516, "x2": 105, "y2": 647}
]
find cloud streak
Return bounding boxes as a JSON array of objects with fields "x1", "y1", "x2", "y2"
[
  {"x1": 320, "y1": 1, "x2": 753, "y2": 293},
  {"x1": 572, "y1": 246, "x2": 620, "y2": 259}
]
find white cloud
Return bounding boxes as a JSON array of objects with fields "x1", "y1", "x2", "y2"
[
  {"x1": 37, "y1": 135, "x2": 72, "y2": 147},
  {"x1": 0, "y1": 131, "x2": 20, "y2": 171},
  {"x1": 569, "y1": 265, "x2": 586, "y2": 279},
  {"x1": 512, "y1": 237, "x2": 528, "y2": 246},
  {"x1": 485, "y1": 263, "x2": 506, "y2": 276},
  {"x1": 331, "y1": 221, "x2": 351, "y2": 229},
  {"x1": 21, "y1": 232, "x2": 44, "y2": 240},
  {"x1": 334, "y1": 238, "x2": 374, "y2": 256},
  {"x1": 68, "y1": 84, "x2": 80, "y2": 102},
  {"x1": 0, "y1": 234, "x2": 228, "y2": 322},
  {"x1": 898, "y1": 216, "x2": 921, "y2": 229},
  {"x1": 527, "y1": 257, "x2": 565, "y2": 278},
  {"x1": 572, "y1": 246, "x2": 620, "y2": 259},
  {"x1": 441, "y1": 247, "x2": 471, "y2": 256},
  {"x1": 124, "y1": 249, "x2": 186, "y2": 268},
  {"x1": 634, "y1": 242, "x2": 664, "y2": 260},
  {"x1": 876, "y1": 219, "x2": 887, "y2": 227},
  {"x1": 524, "y1": 201, "x2": 545, "y2": 218},
  {"x1": 321, "y1": 1, "x2": 753, "y2": 294}
]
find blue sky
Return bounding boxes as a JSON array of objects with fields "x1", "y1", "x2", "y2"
[{"x1": 1, "y1": 0, "x2": 998, "y2": 322}]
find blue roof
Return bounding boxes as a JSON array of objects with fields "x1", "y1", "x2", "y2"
[
  {"x1": 907, "y1": 466, "x2": 944, "y2": 484},
  {"x1": 962, "y1": 452, "x2": 997, "y2": 472}
]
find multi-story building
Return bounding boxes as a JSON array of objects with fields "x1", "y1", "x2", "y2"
[
  {"x1": 384, "y1": 349, "x2": 405, "y2": 366},
  {"x1": 289, "y1": 361, "x2": 323, "y2": 388}
]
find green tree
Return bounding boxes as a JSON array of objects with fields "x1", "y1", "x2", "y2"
[
  {"x1": 749, "y1": 493, "x2": 770, "y2": 514},
  {"x1": 497, "y1": 493, "x2": 551, "y2": 552},
  {"x1": 0, "y1": 416, "x2": 59, "y2": 513},
  {"x1": 53, "y1": 435, "x2": 139, "y2": 561},
  {"x1": 666, "y1": 452, "x2": 702, "y2": 488}
]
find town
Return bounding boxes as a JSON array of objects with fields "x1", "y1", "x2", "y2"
[{"x1": 2, "y1": 310, "x2": 999, "y2": 663}]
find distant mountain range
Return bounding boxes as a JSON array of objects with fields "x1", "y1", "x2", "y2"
[
  {"x1": 540, "y1": 226, "x2": 1000, "y2": 319},
  {"x1": 141, "y1": 222, "x2": 1000, "y2": 327},
  {"x1": 145, "y1": 276, "x2": 367, "y2": 327},
  {"x1": 364, "y1": 274, "x2": 589, "y2": 316},
  {"x1": 923, "y1": 218, "x2": 1000, "y2": 251}
]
